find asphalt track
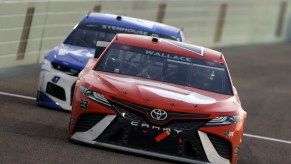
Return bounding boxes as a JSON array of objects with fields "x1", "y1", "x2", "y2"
[{"x1": 1, "y1": 43, "x2": 291, "y2": 164}]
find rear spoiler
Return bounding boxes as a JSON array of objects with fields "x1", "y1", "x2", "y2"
[{"x1": 94, "y1": 41, "x2": 110, "y2": 58}]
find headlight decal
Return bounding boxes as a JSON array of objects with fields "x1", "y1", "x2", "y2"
[
  {"x1": 41, "y1": 59, "x2": 52, "y2": 72},
  {"x1": 206, "y1": 114, "x2": 241, "y2": 126},
  {"x1": 79, "y1": 85, "x2": 111, "y2": 107}
]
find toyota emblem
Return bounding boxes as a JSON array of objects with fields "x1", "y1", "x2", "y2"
[{"x1": 150, "y1": 109, "x2": 167, "y2": 121}]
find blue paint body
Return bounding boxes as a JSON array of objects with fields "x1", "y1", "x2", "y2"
[
  {"x1": 38, "y1": 13, "x2": 184, "y2": 110},
  {"x1": 45, "y1": 13, "x2": 183, "y2": 71},
  {"x1": 36, "y1": 91, "x2": 63, "y2": 110}
]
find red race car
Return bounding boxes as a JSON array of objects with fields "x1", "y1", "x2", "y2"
[{"x1": 68, "y1": 34, "x2": 246, "y2": 164}]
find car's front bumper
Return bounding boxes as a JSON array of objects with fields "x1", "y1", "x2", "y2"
[
  {"x1": 69, "y1": 84, "x2": 245, "y2": 164},
  {"x1": 70, "y1": 131, "x2": 220, "y2": 164},
  {"x1": 37, "y1": 60, "x2": 77, "y2": 111},
  {"x1": 69, "y1": 114, "x2": 230, "y2": 164}
]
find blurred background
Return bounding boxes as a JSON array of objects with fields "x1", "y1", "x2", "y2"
[{"x1": 0, "y1": 0, "x2": 290, "y2": 68}]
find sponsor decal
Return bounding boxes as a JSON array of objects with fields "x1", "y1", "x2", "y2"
[
  {"x1": 130, "y1": 121, "x2": 183, "y2": 134},
  {"x1": 145, "y1": 49, "x2": 192, "y2": 62},
  {"x1": 155, "y1": 131, "x2": 170, "y2": 142},
  {"x1": 51, "y1": 76, "x2": 60, "y2": 83},
  {"x1": 80, "y1": 99, "x2": 89, "y2": 110},
  {"x1": 82, "y1": 23, "x2": 164, "y2": 38},
  {"x1": 102, "y1": 25, "x2": 148, "y2": 35},
  {"x1": 151, "y1": 33, "x2": 159, "y2": 37},
  {"x1": 224, "y1": 131, "x2": 234, "y2": 138},
  {"x1": 150, "y1": 109, "x2": 167, "y2": 121},
  {"x1": 69, "y1": 117, "x2": 76, "y2": 125},
  {"x1": 233, "y1": 146, "x2": 240, "y2": 154},
  {"x1": 58, "y1": 48, "x2": 66, "y2": 56}
]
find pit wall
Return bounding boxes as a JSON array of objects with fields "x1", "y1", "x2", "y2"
[{"x1": 0, "y1": 0, "x2": 290, "y2": 68}]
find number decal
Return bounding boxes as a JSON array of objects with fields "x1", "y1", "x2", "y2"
[
  {"x1": 80, "y1": 99, "x2": 89, "y2": 110},
  {"x1": 51, "y1": 76, "x2": 61, "y2": 83}
]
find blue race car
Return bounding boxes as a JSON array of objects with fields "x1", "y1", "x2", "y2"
[{"x1": 37, "y1": 12, "x2": 185, "y2": 111}]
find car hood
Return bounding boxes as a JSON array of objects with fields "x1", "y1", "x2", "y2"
[
  {"x1": 87, "y1": 72, "x2": 239, "y2": 115},
  {"x1": 45, "y1": 43, "x2": 95, "y2": 71}
]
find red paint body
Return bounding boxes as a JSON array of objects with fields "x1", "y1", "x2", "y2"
[{"x1": 68, "y1": 34, "x2": 246, "y2": 164}]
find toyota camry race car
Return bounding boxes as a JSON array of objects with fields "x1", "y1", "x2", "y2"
[
  {"x1": 37, "y1": 12, "x2": 184, "y2": 111},
  {"x1": 68, "y1": 34, "x2": 246, "y2": 164}
]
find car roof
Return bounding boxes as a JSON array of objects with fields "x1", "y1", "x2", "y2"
[
  {"x1": 111, "y1": 34, "x2": 225, "y2": 63},
  {"x1": 80, "y1": 12, "x2": 183, "y2": 41}
]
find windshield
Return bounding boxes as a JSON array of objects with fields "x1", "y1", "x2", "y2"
[
  {"x1": 96, "y1": 43, "x2": 232, "y2": 95},
  {"x1": 64, "y1": 23, "x2": 180, "y2": 49}
]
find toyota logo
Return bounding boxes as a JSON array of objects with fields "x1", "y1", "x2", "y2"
[{"x1": 150, "y1": 109, "x2": 167, "y2": 121}]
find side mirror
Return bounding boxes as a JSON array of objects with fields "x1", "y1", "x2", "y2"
[{"x1": 94, "y1": 41, "x2": 110, "y2": 58}]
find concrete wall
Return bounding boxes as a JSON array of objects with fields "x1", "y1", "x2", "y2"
[{"x1": 0, "y1": 0, "x2": 291, "y2": 68}]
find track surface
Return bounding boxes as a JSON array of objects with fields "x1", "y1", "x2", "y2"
[{"x1": 1, "y1": 43, "x2": 291, "y2": 164}]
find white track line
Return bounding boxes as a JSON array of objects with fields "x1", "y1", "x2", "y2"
[
  {"x1": 0, "y1": 91, "x2": 291, "y2": 145},
  {"x1": 0, "y1": 91, "x2": 36, "y2": 100},
  {"x1": 244, "y1": 133, "x2": 291, "y2": 145}
]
